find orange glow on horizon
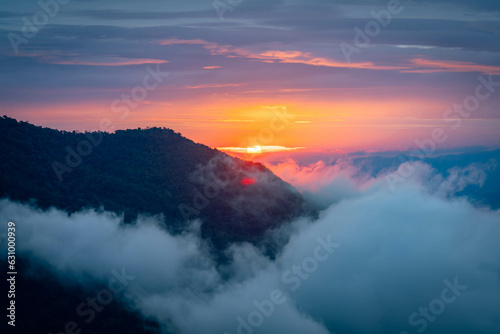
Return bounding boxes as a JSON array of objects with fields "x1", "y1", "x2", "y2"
[{"x1": 12, "y1": 85, "x2": 499, "y2": 155}]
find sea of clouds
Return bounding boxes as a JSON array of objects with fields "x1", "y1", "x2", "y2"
[{"x1": 1, "y1": 160, "x2": 499, "y2": 334}]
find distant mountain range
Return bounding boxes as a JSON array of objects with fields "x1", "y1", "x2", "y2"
[{"x1": 350, "y1": 149, "x2": 500, "y2": 210}]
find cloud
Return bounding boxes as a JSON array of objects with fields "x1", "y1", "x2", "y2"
[
  {"x1": 156, "y1": 38, "x2": 210, "y2": 46},
  {"x1": 275, "y1": 182, "x2": 500, "y2": 334},
  {"x1": 266, "y1": 158, "x2": 385, "y2": 210},
  {"x1": 1, "y1": 160, "x2": 500, "y2": 334},
  {"x1": 153, "y1": 38, "x2": 407, "y2": 71},
  {"x1": 184, "y1": 83, "x2": 242, "y2": 89},
  {"x1": 46, "y1": 57, "x2": 170, "y2": 67},
  {"x1": 417, "y1": 0, "x2": 500, "y2": 11},
  {"x1": 11, "y1": 51, "x2": 170, "y2": 67},
  {"x1": 266, "y1": 158, "x2": 494, "y2": 208},
  {"x1": 405, "y1": 58, "x2": 500, "y2": 75},
  {"x1": 0, "y1": 204, "x2": 218, "y2": 292},
  {"x1": 154, "y1": 37, "x2": 500, "y2": 75},
  {"x1": 258, "y1": 50, "x2": 407, "y2": 70},
  {"x1": 204, "y1": 43, "x2": 408, "y2": 70}
]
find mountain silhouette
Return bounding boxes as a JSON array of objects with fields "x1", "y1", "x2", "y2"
[{"x1": 0, "y1": 116, "x2": 304, "y2": 250}]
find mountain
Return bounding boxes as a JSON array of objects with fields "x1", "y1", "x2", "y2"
[
  {"x1": 0, "y1": 116, "x2": 307, "y2": 333},
  {"x1": 0, "y1": 116, "x2": 304, "y2": 250},
  {"x1": 351, "y1": 149, "x2": 500, "y2": 209},
  {"x1": 6, "y1": 255, "x2": 162, "y2": 334}
]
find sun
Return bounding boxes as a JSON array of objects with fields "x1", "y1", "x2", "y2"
[{"x1": 246, "y1": 145, "x2": 262, "y2": 154}]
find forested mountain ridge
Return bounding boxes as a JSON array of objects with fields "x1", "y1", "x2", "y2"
[{"x1": 0, "y1": 116, "x2": 304, "y2": 249}]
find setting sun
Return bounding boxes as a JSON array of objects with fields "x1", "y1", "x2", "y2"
[{"x1": 246, "y1": 146, "x2": 262, "y2": 154}]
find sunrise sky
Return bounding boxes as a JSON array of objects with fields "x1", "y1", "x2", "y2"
[{"x1": 1, "y1": 0, "x2": 500, "y2": 153}]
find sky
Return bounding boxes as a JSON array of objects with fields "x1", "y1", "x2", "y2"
[{"x1": 1, "y1": 0, "x2": 500, "y2": 153}]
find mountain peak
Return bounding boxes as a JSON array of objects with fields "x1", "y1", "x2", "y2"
[{"x1": 0, "y1": 116, "x2": 304, "y2": 250}]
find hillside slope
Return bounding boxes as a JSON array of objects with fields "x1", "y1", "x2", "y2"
[{"x1": 0, "y1": 116, "x2": 304, "y2": 249}]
